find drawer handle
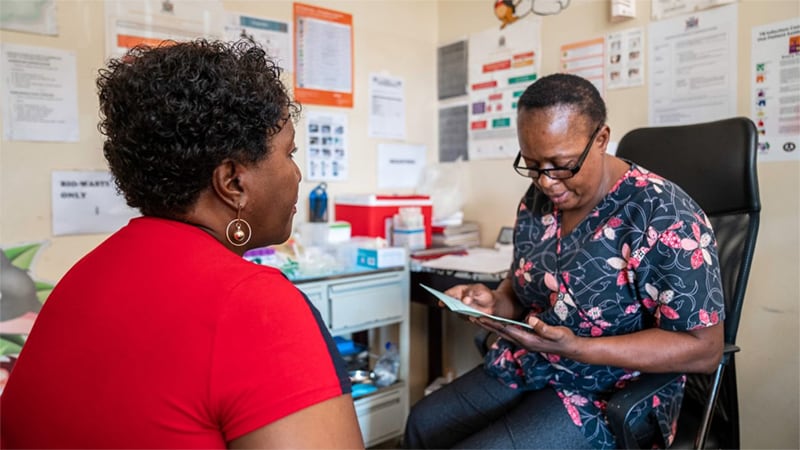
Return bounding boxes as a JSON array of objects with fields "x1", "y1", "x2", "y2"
[
  {"x1": 329, "y1": 279, "x2": 403, "y2": 294},
  {"x1": 358, "y1": 396, "x2": 401, "y2": 414}
]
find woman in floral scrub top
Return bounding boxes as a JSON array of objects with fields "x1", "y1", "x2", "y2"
[{"x1": 404, "y1": 74, "x2": 724, "y2": 449}]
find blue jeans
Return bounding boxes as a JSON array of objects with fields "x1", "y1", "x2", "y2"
[{"x1": 403, "y1": 365, "x2": 593, "y2": 449}]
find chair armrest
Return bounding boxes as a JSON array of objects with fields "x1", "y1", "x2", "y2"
[{"x1": 606, "y1": 372, "x2": 684, "y2": 449}]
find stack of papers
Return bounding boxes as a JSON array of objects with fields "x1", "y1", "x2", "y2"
[{"x1": 420, "y1": 247, "x2": 511, "y2": 274}]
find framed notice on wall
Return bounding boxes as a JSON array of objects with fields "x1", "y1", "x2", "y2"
[{"x1": 293, "y1": 2, "x2": 353, "y2": 108}]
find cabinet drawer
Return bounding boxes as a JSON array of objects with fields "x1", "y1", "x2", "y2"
[
  {"x1": 355, "y1": 388, "x2": 405, "y2": 447},
  {"x1": 329, "y1": 274, "x2": 404, "y2": 330},
  {"x1": 296, "y1": 284, "x2": 329, "y2": 327}
]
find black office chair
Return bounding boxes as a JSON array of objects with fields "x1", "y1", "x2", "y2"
[{"x1": 606, "y1": 117, "x2": 760, "y2": 449}]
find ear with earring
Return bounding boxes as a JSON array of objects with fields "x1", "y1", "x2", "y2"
[{"x1": 226, "y1": 203, "x2": 252, "y2": 247}]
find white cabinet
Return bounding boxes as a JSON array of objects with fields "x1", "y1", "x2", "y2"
[{"x1": 294, "y1": 266, "x2": 409, "y2": 448}]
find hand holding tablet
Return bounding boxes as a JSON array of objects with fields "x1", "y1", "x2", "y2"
[{"x1": 419, "y1": 283, "x2": 533, "y2": 330}]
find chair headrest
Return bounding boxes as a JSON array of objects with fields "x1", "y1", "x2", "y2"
[{"x1": 616, "y1": 117, "x2": 761, "y2": 216}]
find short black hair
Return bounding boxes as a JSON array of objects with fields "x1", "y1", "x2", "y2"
[
  {"x1": 96, "y1": 39, "x2": 300, "y2": 218},
  {"x1": 518, "y1": 73, "x2": 606, "y2": 127}
]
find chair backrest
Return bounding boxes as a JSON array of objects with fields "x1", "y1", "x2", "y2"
[{"x1": 615, "y1": 117, "x2": 760, "y2": 347}]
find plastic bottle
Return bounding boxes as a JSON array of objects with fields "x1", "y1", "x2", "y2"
[
  {"x1": 373, "y1": 342, "x2": 400, "y2": 387},
  {"x1": 309, "y1": 182, "x2": 328, "y2": 223}
]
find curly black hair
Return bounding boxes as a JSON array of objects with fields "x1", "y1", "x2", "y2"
[
  {"x1": 518, "y1": 73, "x2": 606, "y2": 127},
  {"x1": 97, "y1": 39, "x2": 300, "y2": 218}
]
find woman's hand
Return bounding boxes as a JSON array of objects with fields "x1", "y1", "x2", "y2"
[
  {"x1": 476, "y1": 315, "x2": 580, "y2": 355},
  {"x1": 444, "y1": 283, "x2": 498, "y2": 315},
  {"x1": 476, "y1": 315, "x2": 724, "y2": 374}
]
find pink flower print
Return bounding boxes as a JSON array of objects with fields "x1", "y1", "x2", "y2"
[
  {"x1": 624, "y1": 303, "x2": 640, "y2": 314},
  {"x1": 646, "y1": 226, "x2": 658, "y2": 247},
  {"x1": 593, "y1": 216, "x2": 623, "y2": 240},
  {"x1": 645, "y1": 283, "x2": 679, "y2": 324},
  {"x1": 694, "y1": 211, "x2": 713, "y2": 230},
  {"x1": 518, "y1": 201, "x2": 528, "y2": 212},
  {"x1": 515, "y1": 257, "x2": 533, "y2": 286},
  {"x1": 580, "y1": 307, "x2": 611, "y2": 336},
  {"x1": 658, "y1": 221, "x2": 685, "y2": 249},
  {"x1": 558, "y1": 391, "x2": 588, "y2": 426},
  {"x1": 594, "y1": 399, "x2": 608, "y2": 413},
  {"x1": 697, "y1": 309, "x2": 720, "y2": 327},
  {"x1": 652, "y1": 395, "x2": 661, "y2": 408},
  {"x1": 681, "y1": 222, "x2": 713, "y2": 269},
  {"x1": 545, "y1": 272, "x2": 575, "y2": 321},
  {"x1": 492, "y1": 348, "x2": 516, "y2": 367},
  {"x1": 607, "y1": 243, "x2": 631, "y2": 286},
  {"x1": 541, "y1": 213, "x2": 557, "y2": 241},
  {"x1": 631, "y1": 167, "x2": 666, "y2": 193},
  {"x1": 544, "y1": 352, "x2": 561, "y2": 363}
]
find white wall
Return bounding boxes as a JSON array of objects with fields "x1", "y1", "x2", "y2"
[{"x1": 436, "y1": 1, "x2": 799, "y2": 449}]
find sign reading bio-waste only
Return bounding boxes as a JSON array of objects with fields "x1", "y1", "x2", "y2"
[{"x1": 51, "y1": 171, "x2": 139, "y2": 236}]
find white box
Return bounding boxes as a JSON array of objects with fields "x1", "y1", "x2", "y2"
[{"x1": 356, "y1": 247, "x2": 407, "y2": 269}]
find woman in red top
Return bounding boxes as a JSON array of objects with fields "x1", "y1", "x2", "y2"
[{"x1": 1, "y1": 39, "x2": 363, "y2": 449}]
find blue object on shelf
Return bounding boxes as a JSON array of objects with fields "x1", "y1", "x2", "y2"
[
  {"x1": 351, "y1": 383, "x2": 378, "y2": 399},
  {"x1": 334, "y1": 336, "x2": 367, "y2": 356}
]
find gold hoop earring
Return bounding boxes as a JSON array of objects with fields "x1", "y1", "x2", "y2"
[{"x1": 226, "y1": 203, "x2": 252, "y2": 247}]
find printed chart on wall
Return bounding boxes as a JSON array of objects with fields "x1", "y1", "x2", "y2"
[
  {"x1": 1, "y1": 44, "x2": 79, "y2": 142},
  {"x1": 751, "y1": 18, "x2": 800, "y2": 162},
  {"x1": 467, "y1": 19, "x2": 541, "y2": 160},
  {"x1": 647, "y1": 4, "x2": 738, "y2": 126},
  {"x1": 104, "y1": 0, "x2": 224, "y2": 58},
  {"x1": 294, "y1": 3, "x2": 353, "y2": 108},
  {"x1": 606, "y1": 28, "x2": 644, "y2": 90},
  {"x1": 223, "y1": 13, "x2": 292, "y2": 73},
  {"x1": 560, "y1": 37, "x2": 605, "y2": 96},
  {"x1": 305, "y1": 110, "x2": 348, "y2": 181}
]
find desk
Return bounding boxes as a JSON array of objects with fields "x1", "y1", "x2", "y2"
[{"x1": 409, "y1": 265, "x2": 506, "y2": 384}]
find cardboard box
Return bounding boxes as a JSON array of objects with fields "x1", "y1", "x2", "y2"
[
  {"x1": 356, "y1": 247, "x2": 407, "y2": 269},
  {"x1": 335, "y1": 194, "x2": 433, "y2": 248}
]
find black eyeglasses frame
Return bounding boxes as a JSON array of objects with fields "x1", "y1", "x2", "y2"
[{"x1": 513, "y1": 125, "x2": 603, "y2": 180}]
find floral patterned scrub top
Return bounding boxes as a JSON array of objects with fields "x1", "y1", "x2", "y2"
[{"x1": 484, "y1": 163, "x2": 725, "y2": 449}]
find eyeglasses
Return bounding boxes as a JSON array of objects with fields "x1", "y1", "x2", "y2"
[{"x1": 513, "y1": 125, "x2": 602, "y2": 180}]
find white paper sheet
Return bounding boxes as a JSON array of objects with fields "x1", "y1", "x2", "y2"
[
  {"x1": 1, "y1": 43, "x2": 79, "y2": 142},
  {"x1": 51, "y1": 171, "x2": 140, "y2": 236},
  {"x1": 648, "y1": 4, "x2": 738, "y2": 126},
  {"x1": 419, "y1": 283, "x2": 532, "y2": 329},
  {"x1": 305, "y1": 110, "x2": 348, "y2": 181},
  {"x1": 0, "y1": 0, "x2": 58, "y2": 35},
  {"x1": 421, "y1": 247, "x2": 511, "y2": 274},
  {"x1": 606, "y1": 27, "x2": 644, "y2": 90},
  {"x1": 750, "y1": 18, "x2": 800, "y2": 162},
  {"x1": 104, "y1": 0, "x2": 224, "y2": 59},
  {"x1": 377, "y1": 143, "x2": 426, "y2": 189},
  {"x1": 467, "y1": 19, "x2": 542, "y2": 160},
  {"x1": 369, "y1": 73, "x2": 406, "y2": 140}
]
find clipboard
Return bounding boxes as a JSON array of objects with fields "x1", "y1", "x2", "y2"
[{"x1": 419, "y1": 283, "x2": 533, "y2": 330}]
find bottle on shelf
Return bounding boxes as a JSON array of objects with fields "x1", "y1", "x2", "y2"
[{"x1": 372, "y1": 341, "x2": 400, "y2": 387}]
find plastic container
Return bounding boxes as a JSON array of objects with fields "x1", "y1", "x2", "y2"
[
  {"x1": 243, "y1": 247, "x2": 280, "y2": 267},
  {"x1": 334, "y1": 194, "x2": 433, "y2": 247},
  {"x1": 372, "y1": 342, "x2": 400, "y2": 388}
]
